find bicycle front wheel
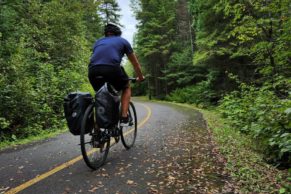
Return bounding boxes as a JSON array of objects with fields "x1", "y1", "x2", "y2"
[
  {"x1": 121, "y1": 102, "x2": 137, "y2": 149},
  {"x1": 80, "y1": 104, "x2": 110, "y2": 170}
]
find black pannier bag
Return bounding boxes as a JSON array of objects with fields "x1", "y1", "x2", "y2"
[
  {"x1": 95, "y1": 84, "x2": 120, "y2": 129},
  {"x1": 64, "y1": 92, "x2": 93, "y2": 135}
]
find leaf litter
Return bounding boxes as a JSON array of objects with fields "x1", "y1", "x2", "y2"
[
  {"x1": 81, "y1": 107, "x2": 237, "y2": 193},
  {"x1": 139, "y1": 116, "x2": 238, "y2": 193}
]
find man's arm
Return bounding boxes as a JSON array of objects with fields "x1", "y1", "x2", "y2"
[{"x1": 127, "y1": 52, "x2": 145, "y2": 82}]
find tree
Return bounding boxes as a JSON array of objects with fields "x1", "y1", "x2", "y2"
[
  {"x1": 98, "y1": 0, "x2": 121, "y2": 25},
  {"x1": 0, "y1": 0, "x2": 103, "y2": 140},
  {"x1": 133, "y1": 0, "x2": 176, "y2": 98}
]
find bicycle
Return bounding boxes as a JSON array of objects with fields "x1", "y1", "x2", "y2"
[{"x1": 80, "y1": 78, "x2": 138, "y2": 170}]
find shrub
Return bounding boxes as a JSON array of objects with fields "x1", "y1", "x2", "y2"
[
  {"x1": 166, "y1": 73, "x2": 217, "y2": 106},
  {"x1": 219, "y1": 83, "x2": 291, "y2": 167}
]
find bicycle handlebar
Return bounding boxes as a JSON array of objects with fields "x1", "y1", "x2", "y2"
[
  {"x1": 128, "y1": 78, "x2": 137, "y2": 82},
  {"x1": 128, "y1": 77, "x2": 145, "y2": 83}
]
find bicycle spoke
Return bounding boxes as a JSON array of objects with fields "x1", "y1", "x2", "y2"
[
  {"x1": 121, "y1": 102, "x2": 137, "y2": 149},
  {"x1": 80, "y1": 104, "x2": 110, "y2": 170}
]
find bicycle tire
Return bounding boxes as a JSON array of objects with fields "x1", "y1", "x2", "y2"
[
  {"x1": 121, "y1": 102, "x2": 137, "y2": 149},
  {"x1": 80, "y1": 104, "x2": 110, "y2": 170}
]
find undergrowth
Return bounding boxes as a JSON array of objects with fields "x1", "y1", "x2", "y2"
[
  {"x1": 200, "y1": 108, "x2": 291, "y2": 193},
  {"x1": 0, "y1": 124, "x2": 66, "y2": 151},
  {"x1": 219, "y1": 82, "x2": 291, "y2": 167}
]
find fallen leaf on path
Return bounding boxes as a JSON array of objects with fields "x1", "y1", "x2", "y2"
[
  {"x1": 126, "y1": 180, "x2": 137, "y2": 186},
  {"x1": 127, "y1": 180, "x2": 134, "y2": 185},
  {"x1": 0, "y1": 187, "x2": 10, "y2": 193},
  {"x1": 148, "y1": 188, "x2": 159, "y2": 193},
  {"x1": 88, "y1": 187, "x2": 98, "y2": 192},
  {"x1": 61, "y1": 187, "x2": 71, "y2": 194},
  {"x1": 168, "y1": 175, "x2": 175, "y2": 181}
]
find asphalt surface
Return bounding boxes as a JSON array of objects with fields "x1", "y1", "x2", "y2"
[{"x1": 0, "y1": 101, "x2": 235, "y2": 194}]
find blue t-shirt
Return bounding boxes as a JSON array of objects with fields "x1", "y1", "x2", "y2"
[{"x1": 89, "y1": 36, "x2": 133, "y2": 68}]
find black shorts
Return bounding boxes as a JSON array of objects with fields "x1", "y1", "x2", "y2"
[{"x1": 88, "y1": 65, "x2": 129, "y2": 91}]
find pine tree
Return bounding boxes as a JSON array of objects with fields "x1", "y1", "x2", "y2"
[
  {"x1": 133, "y1": 0, "x2": 176, "y2": 98},
  {"x1": 98, "y1": 0, "x2": 121, "y2": 25}
]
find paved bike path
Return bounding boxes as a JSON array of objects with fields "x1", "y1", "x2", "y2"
[
  {"x1": 0, "y1": 101, "x2": 235, "y2": 194},
  {"x1": 0, "y1": 102, "x2": 147, "y2": 193}
]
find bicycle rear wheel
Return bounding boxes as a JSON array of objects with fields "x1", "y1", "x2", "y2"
[
  {"x1": 121, "y1": 102, "x2": 137, "y2": 149},
  {"x1": 80, "y1": 104, "x2": 110, "y2": 170}
]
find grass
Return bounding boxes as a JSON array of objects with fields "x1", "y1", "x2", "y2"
[
  {"x1": 0, "y1": 127, "x2": 67, "y2": 151},
  {"x1": 197, "y1": 108, "x2": 290, "y2": 193},
  {"x1": 132, "y1": 95, "x2": 149, "y2": 101}
]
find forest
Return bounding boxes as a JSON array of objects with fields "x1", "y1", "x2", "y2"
[
  {"x1": 0, "y1": 0, "x2": 290, "y2": 191},
  {"x1": 132, "y1": 0, "x2": 291, "y2": 167},
  {"x1": 1, "y1": 0, "x2": 104, "y2": 141}
]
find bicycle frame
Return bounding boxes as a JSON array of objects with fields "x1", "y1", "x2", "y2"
[{"x1": 80, "y1": 78, "x2": 138, "y2": 170}]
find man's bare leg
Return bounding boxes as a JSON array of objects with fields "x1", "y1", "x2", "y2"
[{"x1": 121, "y1": 86, "x2": 131, "y2": 118}]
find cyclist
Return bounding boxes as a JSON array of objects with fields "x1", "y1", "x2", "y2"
[{"x1": 88, "y1": 23, "x2": 145, "y2": 127}]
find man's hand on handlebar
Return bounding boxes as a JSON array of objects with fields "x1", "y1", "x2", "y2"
[{"x1": 136, "y1": 76, "x2": 145, "y2": 82}]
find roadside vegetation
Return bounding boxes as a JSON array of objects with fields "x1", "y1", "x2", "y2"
[
  {"x1": 132, "y1": 0, "x2": 290, "y2": 193},
  {"x1": 201, "y1": 108, "x2": 290, "y2": 193},
  {"x1": 133, "y1": 0, "x2": 290, "y2": 165},
  {"x1": 0, "y1": 0, "x2": 290, "y2": 193},
  {"x1": 0, "y1": 1, "x2": 118, "y2": 149},
  {"x1": 0, "y1": 127, "x2": 66, "y2": 150}
]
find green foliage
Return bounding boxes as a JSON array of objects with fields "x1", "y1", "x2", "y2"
[
  {"x1": 189, "y1": 0, "x2": 291, "y2": 94},
  {"x1": 98, "y1": 0, "x2": 121, "y2": 25},
  {"x1": 219, "y1": 81, "x2": 291, "y2": 166},
  {"x1": 166, "y1": 83, "x2": 211, "y2": 106},
  {"x1": 167, "y1": 72, "x2": 217, "y2": 107},
  {"x1": 132, "y1": 0, "x2": 177, "y2": 98},
  {"x1": 185, "y1": 0, "x2": 291, "y2": 168},
  {"x1": 280, "y1": 169, "x2": 291, "y2": 193},
  {"x1": 123, "y1": 62, "x2": 147, "y2": 96},
  {"x1": 163, "y1": 46, "x2": 206, "y2": 92},
  {"x1": 0, "y1": 0, "x2": 103, "y2": 142},
  {"x1": 200, "y1": 108, "x2": 290, "y2": 193}
]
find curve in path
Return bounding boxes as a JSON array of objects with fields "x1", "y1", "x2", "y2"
[{"x1": 1, "y1": 101, "x2": 235, "y2": 194}]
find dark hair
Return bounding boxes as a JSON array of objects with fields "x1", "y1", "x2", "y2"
[{"x1": 104, "y1": 23, "x2": 122, "y2": 36}]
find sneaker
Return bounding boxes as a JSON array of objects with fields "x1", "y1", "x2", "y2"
[{"x1": 120, "y1": 116, "x2": 129, "y2": 127}]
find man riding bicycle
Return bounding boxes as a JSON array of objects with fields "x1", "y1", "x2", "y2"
[{"x1": 88, "y1": 23, "x2": 145, "y2": 127}]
